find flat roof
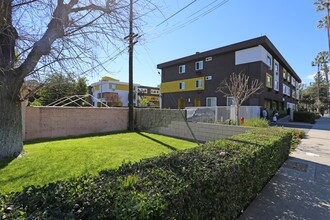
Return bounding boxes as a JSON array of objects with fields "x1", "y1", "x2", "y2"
[{"x1": 157, "y1": 36, "x2": 301, "y2": 83}]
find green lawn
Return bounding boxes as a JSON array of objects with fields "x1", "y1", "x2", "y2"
[{"x1": 0, "y1": 132, "x2": 196, "y2": 193}]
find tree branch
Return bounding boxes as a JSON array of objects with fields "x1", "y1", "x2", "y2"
[{"x1": 12, "y1": 0, "x2": 37, "y2": 8}]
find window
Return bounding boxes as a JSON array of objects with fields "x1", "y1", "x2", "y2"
[
  {"x1": 227, "y1": 97, "x2": 235, "y2": 106},
  {"x1": 179, "y1": 65, "x2": 186, "y2": 74},
  {"x1": 283, "y1": 84, "x2": 290, "y2": 96},
  {"x1": 138, "y1": 88, "x2": 148, "y2": 93},
  {"x1": 206, "y1": 97, "x2": 217, "y2": 107},
  {"x1": 196, "y1": 79, "x2": 203, "y2": 88},
  {"x1": 274, "y1": 81, "x2": 279, "y2": 91},
  {"x1": 274, "y1": 63, "x2": 279, "y2": 72},
  {"x1": 195, "y1": 61, "x2": 203, "y2": 70},
  {"x1": 109, "y1": 84, "x2": 117, "y2": 90},
  {"x1": 205, "y1": 76, "x2": 212, "y2": 80},
  {"x1": 283, "y1": 69, "x2": 287, "y2": 80},
  {"x1": 150, "y1": 89, "x2": 160, "y2": 94},
  {"x1": 266, "y1": 55, "x2": 272, "y2": 69},
  {"x1": 274, "y1": 60, "x2": 279, "y2": 91},
  {"x1": 179, "y1": 82, "x2": 185, "y2": 90},
  {"x1": 291, "y1": 76, "x2": 295, "y2": 85},
  {"x1": 266, "y1": 73, "x2": 272, "y2": 88},
  {"x1": 205, "y1": 57, "x2": 212, "y2": 62},
  {"x1": 287, "y1": 73, "x2": 291, "y2": 82}
]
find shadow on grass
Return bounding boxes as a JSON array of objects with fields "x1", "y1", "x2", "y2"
[
  {"x1": 24, "y1": 130, "x2": 131, "y2": 144},
  {"x1": 136, "y1": 132, "x2": 178, "y2": 151},
  {"x1": 0, "y1": 157, "x2": 15, "y2": 170}
]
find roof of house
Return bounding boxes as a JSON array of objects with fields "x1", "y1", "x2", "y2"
[{"x1": 157, "y1": 36, "x2": 301, "y2": 83}]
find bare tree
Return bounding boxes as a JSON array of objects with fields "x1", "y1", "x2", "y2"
[
  {"x1": 216, "y1": 72, "x2": 263, "y2": 125},
  {"x1": 0, "y1": 0, "x2": 158, "y2": 158}
]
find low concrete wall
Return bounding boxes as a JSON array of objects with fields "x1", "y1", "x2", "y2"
[
  {"x1": 134, "y1": 108, "x2": 253, "y2": 142},
  {"x1": 150, "y1": 121, "x2": 253, "y2": 142},
  {"x1": 135, "y1": 108, "x2": 185, "y2": 130},
  {"x1": 25, "y1": 107, "x2": 128, "y2": 140}
]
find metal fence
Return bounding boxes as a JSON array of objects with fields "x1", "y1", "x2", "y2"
[{"x1": 186, "y1": 106, "x2": 261, "y2": 123}]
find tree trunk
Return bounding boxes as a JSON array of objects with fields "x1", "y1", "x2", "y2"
[
  {"x1": 325, "y1": 70, "x2": 329, "y2": 111},
  {"x1": 0, "y1": 73, "x2": 23, "y2": 158},
  {"x1": 236, "y1": 104, "x2": 240, "y2": 125}
]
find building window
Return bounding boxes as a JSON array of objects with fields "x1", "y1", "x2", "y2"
[
  {"x1": 287, "y1": 73, "x2": 291, "y2": 82},
  {"x1": 196, "y1": 79, "x2": 203, "y2": 88},
  {"x1": 291, "y1": 76, "x2": 295, "y2": 85},
  {"x1": 109, "y1": 84, "x2": 117, "y2": 90},
  {"x1": 179, "y1": 82, "x2": 185, "y2": 90},
  {"x1": 274, "y1": 62, "x2": 279, "y2": 72},
  {"x1": 227, "y1": 97, "x2": 235, "y2": 106},
  {"x1": 205, "y1": 76, "x2": 212, "y2": 80},
  {"x1": 274, "y1": 81, "x2": 279, "y2": 91},
  {"x1": 283, "y1": 69, "x2": 287, "y2": 80},
  {"x1": 150, "y1": 89, "x2": 160, "y2": 94},
  {"x1": 274, "y1": 60, "x2": 279, "y2": 91},
  {"x1": 179, "y1": 65, "x2": 186, "y2": 74},
  {"x1": 205, "y1": 57, "x2": 212, "y2": 62},
  {"x1": 195, "y1": 60, "x2": 203, "y2": 70},
  {"x1": 266, "y1": 55, "x2": 272, "y2": 69},
  {"x1": 266, "y1": 73, "x2": 272, "y2": 88},
  {"x1": 206, "y1": 97, "x2": 217, "y2": 107},
  {"x1": 283, "y1": 84, "x2": 291, "y2": 96},
  {"x1": 138, "y1": 88, "x2": 148, "y2": 93}
]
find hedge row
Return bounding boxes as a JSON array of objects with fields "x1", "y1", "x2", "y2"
[
  {"x1": 0, "y1": 128, "x2": 293, "y2": 219},
  {"x1": 293, "y1": 111, "x2": 317, "y2": 123}
]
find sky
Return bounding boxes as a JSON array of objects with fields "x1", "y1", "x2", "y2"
[{"x1": 86, "y1": 0, "x2": 328, "y2": 87}]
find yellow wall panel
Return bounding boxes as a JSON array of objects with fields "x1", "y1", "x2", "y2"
[
  {"x1": 117, "y1": 84, "x2": 129, "y2": 91},
  {"x1": 161, "y1": 77, "x2": 204, "y2": 93}
]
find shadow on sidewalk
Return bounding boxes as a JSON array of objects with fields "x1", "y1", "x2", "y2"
[{"x1": 239, "y1": 157, "x2": 330, "y2": 220}]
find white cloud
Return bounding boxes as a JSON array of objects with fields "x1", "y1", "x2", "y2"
[{"x1": 306, "y1": 73, "x2": 316, "y2": 80}]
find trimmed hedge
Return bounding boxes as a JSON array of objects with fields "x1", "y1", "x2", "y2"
[
  {"x1": 242, "y1": 118, "x2": 269, "y2": 127},
  {"x1": 0, "y1": 128, "x2": 293, "y2": 219},
  {"x1": 293, "y1": 111, "x2": 316, "y2": 123}
]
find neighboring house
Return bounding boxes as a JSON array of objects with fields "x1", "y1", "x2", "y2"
[
  {"x1": 137, "y1": 86, "x2": 160, "y2": 107},
  {"x1": 90, "y1": 76, "x2": 139, "y2": 107},
  {"x1": 157, "y1": 36, "x2": 301, "y2": 110}
]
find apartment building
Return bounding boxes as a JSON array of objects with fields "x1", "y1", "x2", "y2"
[
  {"x1": 137, "y1": 86, "x2": 160, "y2": 107},
  {"x1": 90, "y1": 76, "x2": 139, "y2": 107},
  {"x1": 157, "y1": 36, "x2": 301, "y2": 110}
]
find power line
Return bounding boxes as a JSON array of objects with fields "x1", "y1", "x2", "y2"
[
  {"x1": 156, "y1": 0, "x2": 198, "y2": 27},
  {"x1": 141, "y1": 0, "x2": 232, "y2": 43}
]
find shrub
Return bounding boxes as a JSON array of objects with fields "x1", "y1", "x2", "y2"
[
  {"x1": 314, "y1": 113, "x2": 321, "y2": 119},
  {"x1": 293, "y1": 111, "x2": 316, "y2": 123},
  {"x1": 242, "y1": 118, "x2": 269, "y2": 127},
  {"x1": 290, "y1": 129, "x2": 305, "y2": 151},
  {"x1": 0, "y1": 128, "x2": 294, "y2": 220}
]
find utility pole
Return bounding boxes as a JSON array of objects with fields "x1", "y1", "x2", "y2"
[{"x1": 127, "y1": 0, "x2": 138, "y2": 131}]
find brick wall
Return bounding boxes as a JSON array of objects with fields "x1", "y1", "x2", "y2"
[{"x1": 24, "y1": 107, "x2": 128, "y2": 140}]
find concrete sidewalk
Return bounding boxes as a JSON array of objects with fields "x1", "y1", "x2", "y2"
[{"x1": 239, "y1": 117, "x2": 330, "y2": 220}]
